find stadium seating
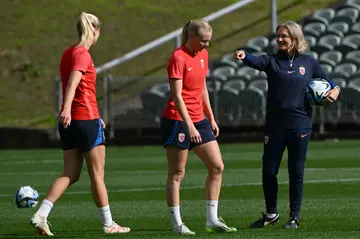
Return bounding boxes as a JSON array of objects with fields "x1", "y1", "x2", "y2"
[
  {"x1": 140, "y1": 82, "x2": 169, "y2": 122},
  {"x1": 138, "y1": 0, "x2": 360, "y2": 127}
]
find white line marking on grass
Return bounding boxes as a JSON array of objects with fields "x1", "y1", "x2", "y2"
[
  {"x1": 2, "y1": 168, "x2": 360, "y2": 176},
  {"x1": 1, "y1": 178, "x2": 359, "y2": 198},
  {"x1": 0, "y1": 172, "x2": 60, "y2": 175},
  {"x1": 2, "y1": 160, "x2": 63, "y2": 165}
]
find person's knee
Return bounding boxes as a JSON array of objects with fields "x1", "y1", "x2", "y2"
[
  {"x1": 288, "y1": 165, "x2": 304, "y2": 179},
  {"x1": 209, "y1": 162, "x2": 224, "y2": 175},
  {"x1": 89, "y1": 168, "x2": 105, "y2": 183},
  {"x1": 262, "y1": 167, "x2": 278, "y2": 178},
  {"x1": 262, "y1": 159, "x2": 281, "y2": 177},
  {"x1": 169, "y1": 169, "x2": 185, "y2": 183},
  {"x1": 69, "y1": 175, "x2": 80, "y2": 185},
  {"x1": 61, "y1": 172, "x2": 81, "y2": 185}
]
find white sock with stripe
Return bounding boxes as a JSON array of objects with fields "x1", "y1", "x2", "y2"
[
  {"x1": 36, "y1": 199, "x2": 53, "y2": 218},
  {"x1": 206, "y1": 200, "x2": 219, "y2": 225},
  {"x1": 169, "y1": 206, "x2": 183, "y2": 227},
  {"x1": 99, "y1": 205, "x2": 113, "y2": 227}
]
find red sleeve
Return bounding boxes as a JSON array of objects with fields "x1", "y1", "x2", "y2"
[
  {"x1": 71, "y1": 51, "x2": 91, "y2": 74},
  {"x1": 167, "y1": 54, "x2": 185, "y2": 79}
]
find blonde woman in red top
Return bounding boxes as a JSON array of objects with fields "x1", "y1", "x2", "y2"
[
  {"x1": 29, "y1": 12, "x2": 130, "y2": 236},
  {"x1": 161, "y1": 19, "x2": 237, "y2": 235}
]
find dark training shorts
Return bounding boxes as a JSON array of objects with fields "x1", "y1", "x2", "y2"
[
  {"x1": 58, "y1": 119, "x2": 106, "y2": 152},
  {"x1": 161, "y1": 117, "x2": 216, "y2": 150}
]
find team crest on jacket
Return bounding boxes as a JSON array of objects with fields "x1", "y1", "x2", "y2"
[
  {"x1": 299, "y1": 66, "x2": 305, "y2": 75},
  {"x1": 178, "y1": 133, "x2": 185, "y2": 143},
  {"x1": 200, "y1": 59, "x2": 204, "y2": 68}
]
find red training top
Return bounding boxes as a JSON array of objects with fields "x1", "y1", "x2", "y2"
[
  {"x1": 162, "y1": 45, "x2": 208, "y2": 123},
  {"x1": 60, "y1": 44, "x2": 99, "y2": 120}
]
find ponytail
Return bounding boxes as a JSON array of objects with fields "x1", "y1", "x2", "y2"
[
  {"x1": 181, "y1": 21, "x2": 192, "y2": 45},
  {"x1": 76, "y1": 12, "x2": 101, "y2": 48},
  {"x1": 180, "y1": 19, "x2": 212, "y2": 45}
]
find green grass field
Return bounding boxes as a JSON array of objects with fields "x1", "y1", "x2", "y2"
[
  {"x1": 1, "y1": 139, "x2": 360, "y2": 238},
  {"x1": 0, "y1": 0, "x2": 338, "y2": 126}
]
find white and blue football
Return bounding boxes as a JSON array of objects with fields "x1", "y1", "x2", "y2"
[
  {"x1": 305, "y1": 79, "x2": 331, "y2": 106},
  {"x1": 15, "y1": 186, "x2": 39, "y2": 208}
]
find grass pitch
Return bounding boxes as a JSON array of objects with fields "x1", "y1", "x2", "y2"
[{"x1": 1, "y1": 139, "x2": 360, "y2": 238}]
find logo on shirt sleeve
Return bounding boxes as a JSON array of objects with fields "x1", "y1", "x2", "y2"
[
  {"x1": 299, "y1": 66, "x2": 305, "y2": 75},
  {"x1": 200, "y1": 59, "x2": 204, "y2": 69}
]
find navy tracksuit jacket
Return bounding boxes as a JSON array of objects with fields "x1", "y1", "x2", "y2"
[{"x1": 242, "y1": 50, "x2": 337, "y2": 218}]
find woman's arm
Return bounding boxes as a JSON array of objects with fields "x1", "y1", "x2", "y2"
[
  {"x1": 59, "y1": 71, "x2": 82, "y2": 128},
  {"x1": 234, "y1": 50, "x2": 270, "y2": 71},
  {"x1": 312, "y1": 58, "x2": 340, "y2": 103},
  {"x1": 169, "y1": 78, "x2": 202, "y2": 144},
  {"x1": 202, "y1": 81, "x2": 219, "y2": 137},
  {"x1": 62, "y1": 71, "x2": 82, "y2": 112},
  {"x1": 202, "y1": 81, "x2": 214, "y2": 122}
]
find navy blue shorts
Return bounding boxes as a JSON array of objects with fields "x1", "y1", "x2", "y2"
[
  {"x1": 58, "y1": 119, "x2": 106, "y2": 152},
  {"x1": 161, "y1": 117, "x2": 216, "y2": 150}
]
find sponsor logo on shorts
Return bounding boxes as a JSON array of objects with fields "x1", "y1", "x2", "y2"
[{"x1": 178, "y1": 133, "x2": 185, "y2": 143}]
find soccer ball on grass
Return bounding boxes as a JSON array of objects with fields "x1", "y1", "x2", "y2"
[{"x1": 14, "y1": 185, "x2": 39, "y2": 208}]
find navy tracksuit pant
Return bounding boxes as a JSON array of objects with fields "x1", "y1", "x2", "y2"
[{"x1": 262, "y1": 128, "x2": 311, "y2": 219}]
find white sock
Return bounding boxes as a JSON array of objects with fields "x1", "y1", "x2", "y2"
[
  {"x1": 169, "y1": 206, "x2": 183, "y2": 227},
  {"x1": 99, "y1": 205, "x2": 113, "y2": 227},
  {"x1": 36, "y1": 199, "x2": 53, "y2": 218},
  {"x1": 266, "y1": 213, "x2": 277, "y2": 218},
  {"x1": 206, "y1": 200, "x2": 219, "y2": 224}
]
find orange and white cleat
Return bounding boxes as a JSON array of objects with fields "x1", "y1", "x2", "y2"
[
  {"x1": 103, "y1": 221, "x2": 130, "y2": 234},
  {"x1": 30, "y1": 213, "x2": 54, "y2": 236}
]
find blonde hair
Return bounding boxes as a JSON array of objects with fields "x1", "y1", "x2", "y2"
[
  {"x1": 276, "y1": 21, "x2": 308, "y2": 54},
  {"x1": 181, "y1": 19, "x2": 212, "y2": 45},
  {"x1": 76, "y1": 12, "x2": 101, "y2": 47}
]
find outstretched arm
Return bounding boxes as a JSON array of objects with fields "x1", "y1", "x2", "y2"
[{"x1": 234, "y1": 50, "x2": 270, "y2": 71}]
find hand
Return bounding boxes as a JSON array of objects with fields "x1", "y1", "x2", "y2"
[
  {"x1": 189, "y1": 125, "x2": 202, "y2": 144},
  {"x1": 323, "y1": 87, "x2": 340, "y2": 104},
  {"x1": 100, "y1": 119, "x2": 106, "y2": 129},
  {"x1": 210, "y1": 119, "x2": 219, "y2": 137},
  {"x1": 59, "y1": 109, "x2": 71, "y2": 129},
  {"x1": 234, "y1": 50, "x2": 246, "y2": 60}
]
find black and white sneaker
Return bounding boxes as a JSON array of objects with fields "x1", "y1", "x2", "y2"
[
  {"x1": 249, "y1": 212, "x2": 280, "y2": 228},
  {"x1": 283, "y1": 217, "x2": 300, "y2": 229}
]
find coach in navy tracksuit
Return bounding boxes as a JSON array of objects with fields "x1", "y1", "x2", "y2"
[{"x1": 234, "y1": 21, "x2": 340, "y2": 228}]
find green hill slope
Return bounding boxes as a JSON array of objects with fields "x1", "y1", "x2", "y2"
[{"x1": 0, "y1": 0, "x2": 337, "y2": 127}]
